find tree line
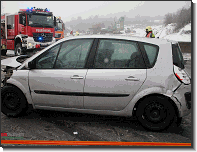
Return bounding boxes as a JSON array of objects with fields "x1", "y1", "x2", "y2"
[{"x1": 164, "y1": 6, "x2": 191, "y2": 32}]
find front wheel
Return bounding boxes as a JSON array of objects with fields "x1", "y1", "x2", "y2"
[
  {"x1": 136, "y1": 96, "x2": 176, "y2": 131},
  {"x1": 1, "y1": 86, "x2": 28, "y2": 117},
  {"x1": 15, "y1": 43, "x2": 23, "y2": 56}
]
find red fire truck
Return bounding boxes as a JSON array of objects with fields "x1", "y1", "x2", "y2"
[{"x1": 1, "y1": 7, "x2": 57, "y2": 56}]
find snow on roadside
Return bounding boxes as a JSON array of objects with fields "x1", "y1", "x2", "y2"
[
  {"x1": 183, "y1": 53, "x2": 191, "y2": 61},
  {"x1": 155, "y1": 23, "x2": 176, "y2": 38},
  {"x1": 157, "y1": 23, "x2": 191, "y2": 42},
  {"x1": 163, "y1": 33, "x2": 191, "y2": 42}
]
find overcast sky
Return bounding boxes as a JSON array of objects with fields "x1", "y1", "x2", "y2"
[{"x1": 1, "y1": 1, "x2": 191, "y2": 22}]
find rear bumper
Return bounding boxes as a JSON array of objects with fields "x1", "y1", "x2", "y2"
[{"x1": 172, "y1": 84, "x2": 191, "y2": 117}]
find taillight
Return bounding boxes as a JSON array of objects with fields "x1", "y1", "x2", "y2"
[
  {"x1": 175, "y1": 73, "x2": 183, "y2": 81},
  {"x1": 173, "y1": 65, "x2": 190, "y2": 85}
]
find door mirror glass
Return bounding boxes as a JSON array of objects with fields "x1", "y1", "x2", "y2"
[
  {"x1": 19, "y1": 14, "x2": 26, "y2": 26},
  {"x1": 22, "y1": 15, "x2": 26, "y2": 26},
  {"x1": 25, "y1": 62, "x2": 29, "y2": 69},
  {"x1": 19, "y1": 14, "x2": 23, "y2": 24},
  {"x1": 27, "y1": 60, "x2": 36, "y2": 69},
  {"x1": 54, "y1": 16, "x2": 56, "y2": 26}
]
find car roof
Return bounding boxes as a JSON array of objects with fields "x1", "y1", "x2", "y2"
[{"x1": 58, "y1": 34, "x2": 176, "y2": 46}]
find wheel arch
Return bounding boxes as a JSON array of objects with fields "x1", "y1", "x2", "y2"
[
  {"x1": 6, "y1": 78, "x2": 34, "y2": 106},
  {"x1": 14, "y1": 36, "x2": 22, "y2": 47},
  {"x1": 132, "y1": 93, "x2": 180, "y2": 119}
]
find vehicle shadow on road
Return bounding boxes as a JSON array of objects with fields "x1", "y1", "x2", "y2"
[
  {"x1": 2, "y1": 108, "x2": 191, "y2": 142},
  {"x1": 20, "y1": 108, "x2": 189, "y2": 135}
]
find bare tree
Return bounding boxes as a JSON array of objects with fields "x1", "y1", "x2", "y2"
[
  {"x1": 164, "y1": 13, "x2": 176, "y2": 26},
  {"x1": 174, "y1": 6, "x2": 191, "y2": 32},
  {"x1": 164, "y1": 6, "x2": 191, "y2": 32}
]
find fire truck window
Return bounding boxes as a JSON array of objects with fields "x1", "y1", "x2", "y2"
[
  {"x1": 19, "y1": 14, "x2": 23, "y2": 24},
  {"x1": 7, "y1": 15, "x2": 15, "y2": 29},
  {"x1": 22, "y1": 15, "x2": 26, "y2": 25}
]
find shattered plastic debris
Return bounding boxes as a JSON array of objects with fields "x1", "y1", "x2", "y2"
[
  {"x1": 149, "y1": 135, "x2": 154, "y2": 138},
  {"x1": 73, "y1": 132, "x2": 78, "y2": 135}
]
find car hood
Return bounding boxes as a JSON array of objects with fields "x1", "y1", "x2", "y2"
[{"x1": 1, "y1": 55, "x2": 29, "y2": 68}]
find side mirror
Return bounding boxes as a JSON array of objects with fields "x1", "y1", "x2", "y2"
[
  {"x1": 63, "y1": 23, "x2": 65, "y2": 30},
  {"x1": 19, "y1": 14, "x2": 23, "y2": 24},
  {"x1": 25, "y1": 60, "x2": 36, "y2": 69},
  {"x1": 54, "y1": 16, "x2": 56, "y2": 26},
  {"x1": 25, "y1": 62, "x2": 29, "y2": 69}
]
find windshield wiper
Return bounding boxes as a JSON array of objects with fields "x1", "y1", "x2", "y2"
[
  {"x1": 42, "y1": 24, "x2": 54, "y2": 28},
  {"x1": 31, "y1": 23, "x2": 43, "y2": 27}
]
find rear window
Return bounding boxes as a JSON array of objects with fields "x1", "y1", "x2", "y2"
[
  {"x1": 142, "y1": 43, "x2": 159, "y2": 68},
  {"x1": 172, "y1": 43, "x2": 185, "y2": 69}
]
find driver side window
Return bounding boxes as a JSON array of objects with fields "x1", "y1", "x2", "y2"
[
  {"x1": 54, "y1": 39, "x2": 93, "y2": 69},
  {"x1": 35, "y1": 44, "x2": 60, "y2": 69}
]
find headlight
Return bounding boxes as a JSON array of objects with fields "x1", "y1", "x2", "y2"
[{"x1": 28, "y1": 43, "x2": 32, "y2": 47}]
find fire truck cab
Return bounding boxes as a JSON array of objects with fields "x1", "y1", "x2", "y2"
[
  {"x1": 1, "y1": 7, "x2": 56, "y2": 56},
  {"x1": 54, "y1": 16, "x2": 65, "y2": 41}
]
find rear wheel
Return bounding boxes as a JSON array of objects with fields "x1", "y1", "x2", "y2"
[
  {"x1": 136, "y1": 96, "x2": 176, "y2": 131},
  {"x1": 1, "y1": 86, "x2": 28, "y2": 117},
  {"x1": 15, "y1": 43, "x2": 23, "y2": 56}
]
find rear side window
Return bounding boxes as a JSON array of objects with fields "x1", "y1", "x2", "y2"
[
  {"x1": 172, "y1": 43, "x2": 185, "y2": 69},
  {"x1": 142, "y1": 43, "x2": 159, "y2": 68},
  {"x1": 94, "y1": 39, "x2": 146, "y2": 69}
]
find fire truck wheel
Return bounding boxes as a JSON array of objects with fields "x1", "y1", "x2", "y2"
[
  {"x1": 15, "y1": 43, "x2": 23, "y2": 56},
  {"x1": 1, "y1": 49, "x2": 7, "y2": 56}
]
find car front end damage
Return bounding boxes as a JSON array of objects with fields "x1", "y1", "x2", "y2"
[{"x1": 1, "y1": 55, "x2": 29, "y2": 87}]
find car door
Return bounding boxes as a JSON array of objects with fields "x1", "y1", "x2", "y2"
[
  {"x1": 29, "y1": 39, "x2": 94, "y2": 109},
  {"x1": 84, "y1": 39, "x2": 147, "y2": 111}
]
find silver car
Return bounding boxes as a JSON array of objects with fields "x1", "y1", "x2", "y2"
[{"x1": 1, "y1": 35, "x2": 191, "y2": 131}]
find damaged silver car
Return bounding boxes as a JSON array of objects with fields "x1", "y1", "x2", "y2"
[{"x1": 1, "y1": 35, "x2": 191, "y2": 131}]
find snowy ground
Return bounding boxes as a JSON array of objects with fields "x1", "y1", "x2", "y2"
[
  {"x1": 182, "y1": 53, "x2": 191, "y2": 61},
  {"x1": 154, "y1": 23, "x2": 191, "y2": 42},
  {"x1": 123, "y1": 23, "x2": 191, "y2": 42}
]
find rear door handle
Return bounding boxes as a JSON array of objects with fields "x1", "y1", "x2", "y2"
[
  {"x1": 70, "y1": 75, "x2": 84, "y2": 79},
  {"x1": 125, "y1": 76, "x2": 140, "y2": 81}
]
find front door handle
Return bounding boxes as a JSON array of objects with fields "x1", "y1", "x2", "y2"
[
  {"x1": 70, "y1": 75, "x2": 84, "y2": 79},
  {"x1": 125, "y1": 76, "x2": 140, "y2": 81}
]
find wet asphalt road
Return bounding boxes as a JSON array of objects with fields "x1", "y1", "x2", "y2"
[{"x1": 1, "y1": 51, "x2": 192, "y2": 146}]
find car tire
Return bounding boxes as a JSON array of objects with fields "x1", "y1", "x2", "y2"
[
  {"x1": 15, "y1": 43, "x2": 23, "y2": 56},
  {"x1": 1, "y1": 85, "x2": 28, "y2": 117},
  {"x1": 1, "y1": 49, "x2": 7, "y2": 56},
  {"x1": 136, "y1": 96, "x2": 176, "y2": 131}
]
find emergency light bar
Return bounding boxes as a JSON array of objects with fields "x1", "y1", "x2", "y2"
[{"x1": 20, "y1": 7, "x2": 50, "y2": 13}]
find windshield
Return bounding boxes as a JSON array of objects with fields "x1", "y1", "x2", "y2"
[
  {"x1": 55, "y1": 22, "x2": 63, "y2": 31},
  {"x1": 28, "y1": 14, "x2": 54, "y2": 28},
  {"x1": 172, "y1": 43, "x2": 185, "y2": 69}
]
